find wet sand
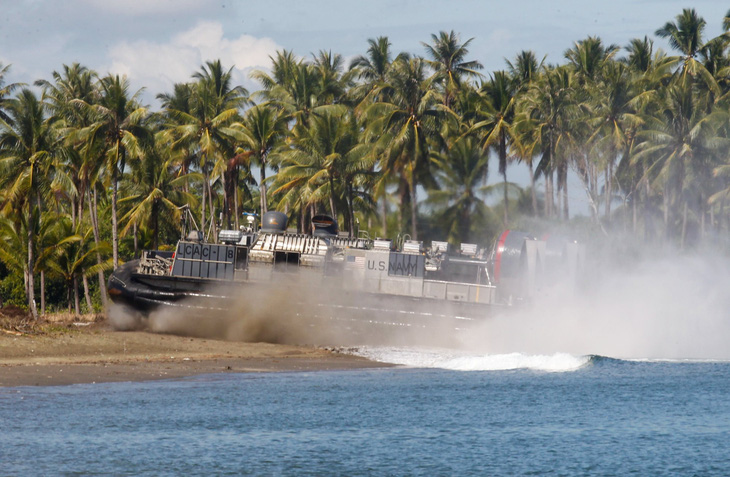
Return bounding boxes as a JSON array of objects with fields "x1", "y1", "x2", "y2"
[{"x1": 0, "y1": 321, "x2": 389, "y2": 387}]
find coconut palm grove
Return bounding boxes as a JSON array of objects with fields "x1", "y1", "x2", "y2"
[{"x1": 1, "y1": 8, "x2": 730, "y2": 317}]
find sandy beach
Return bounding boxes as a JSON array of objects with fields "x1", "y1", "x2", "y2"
[{"x1": 0, "y1": 317, "x2": 389, "y2": 387}]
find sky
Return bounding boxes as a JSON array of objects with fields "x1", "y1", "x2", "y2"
[
  {"x1": 1, "y1": 0, "x2": 729, "y2": 215},
  {"x1": 2, "y1": 0, "x2": 728, "y2": 107}
]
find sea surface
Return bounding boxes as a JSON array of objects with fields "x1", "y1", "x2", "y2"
[{"x1": 2, "y1": 350, "x2": 730, "y2": 476}]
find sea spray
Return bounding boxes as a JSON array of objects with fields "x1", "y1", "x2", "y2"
[{"x1": 459, "y1": 252, "x2": 730, "y2": 360}]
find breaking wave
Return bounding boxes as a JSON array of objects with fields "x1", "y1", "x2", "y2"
[{"x1": 351, "y1": 347, "x2": 591, "y2": 372}]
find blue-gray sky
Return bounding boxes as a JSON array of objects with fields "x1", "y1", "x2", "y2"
[{"x1": 2, "y1": 0, "x2": 728, "y2": 106}]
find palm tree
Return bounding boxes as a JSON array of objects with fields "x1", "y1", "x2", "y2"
[
  {"x1": 73, "y1": 74, "x2": 149, "y2": 269},
  {"x1": 427, "y1": 135, "x2": 493, "y2": 244},
  {"x1": 251, "y1": 50, "x2": 300, "y2": 94},
  {"x1": 564, "y1": 36, "x2": 619, "y2": 84},
  {"x1": 656, "y1": 8, "x2": 706, "y2": 60},
  {"x1": 624, "y1": 37, "x2": 655, "y2": 74},
  {"x1": 36, "y1": 63, "x2": 97, "y2": 225},
  {"x1": 234, "y1": 105, "x2": 288, "y2": 215},
  {"x1": 505, "y1": 51, "x2": 544, "y2": 215},
  {"x1": 191, "y1": 60, "x2": 249, "y2": 231},
  {"x1": 585, "y1": 60, "x2": 646, "y2": 221},
  {"x1": 272, "y1": 109, "x2": 364, "y2": 228},
  {"x1": 157, "y1": 82, "x2": 197, "y2": 197},
  {"x1": 312, "y1": 50, "x2": 355, "y2": 105},
  {"x1": 39, "y1": 64, "x2": 116, "y2": 307},
  {"x1": 470, "y1": 71, "x2": 517, "y2": 225},
  {"x1": 655, "y1": 8, "x2": 720, "y2": 96},
  {"x1": 42, "y1": 215, "x2": 111, "y2": 314},
  {"x1": 350, "y1": 37, "x2": 393, "y2": 83},
  {"x1": 365, "y1": 55, "x2": 442, "y2": 239},
  {"x1": 0, "y1": 89, "x2": 58, "y2": 318},
  {"x1": 157, "y1": 82, "x2": 194, "y2": 113},
  {"x1": 506, "y1": 50, "x2": 543, "y2": 92},
  {"x1": 119, "y1": 138, "x2": 197, "y2": 249},
  {"x1": 164, "y1": 60, "x2": 248, "y2": 239},
  {"x1": 349, "y1": 36, "x2": 394, "y2": 106},
  {"x1": 0, "y1": 63, "x2": 23, "y2": 126},
  {"x1": 422, "y1": 30, "x2": 483, "y2": 107},
  {"x1": 632, "y1": 76, "x2": 725, "y2": 243},
  {"x1": 251, "y1": 52, "x2": 321, "y2": 126},
  {"x1": 516, "y1": 66, "x2": 580, "y2": 219},
  {"x1": 0, "y1": 213, "x2": 28, "y2": 308},
  {"x1": 699, "y1": 36, "x2": 730, "y2": 102},
  {"x1": 350, "y1": 37, "x2": 396, "y2": 234}
]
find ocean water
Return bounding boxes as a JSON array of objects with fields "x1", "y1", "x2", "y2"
[{"x1": 2, "y1": 351, "x2": 730, "y2": 476}]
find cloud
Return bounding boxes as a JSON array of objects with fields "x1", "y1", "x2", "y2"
[{"x1": 106, "y1": 21, "x2": 280, "y2": 105}]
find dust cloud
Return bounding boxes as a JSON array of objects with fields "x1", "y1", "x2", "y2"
[
  {"x1": 108, "y1": 303, "x2": 147, "y2": 331},
  {"x1": 111, "y1": 274, "x2": 466, "y2": 349},
  {"x1": 463, "y1": 251, "x2": 730, "y2": 360}
]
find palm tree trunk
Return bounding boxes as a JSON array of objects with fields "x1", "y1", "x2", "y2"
[
  {"x1": 259, "y1": 158, "x2": 268, "y2": 215},
  {"x1": 83, "y1": 274, "x2": 93, "y2": 313},
  {"x1": 201, "y1": 165, "x2": 207, "y2": 235},
  {"x1": 40, "y1": 270, "x2": 45, "y2": 316},
  {"x1": 545, "y1": 170, "x2": 555, "y2": 217},
  {"x1": 71, "y1": 199, "x2": 77, "y2": 228},
  {"x1": 234, "y1": 172, "x2": 240, "y2": 229},
  {"x1": 398, "y1": 178, "x2": 407, "y2": 233},
  {"x1": 499, "y1": 135, "x2": 509, "y2": 225},
  {"x1": 73, "y1": 275, "x2": 80, "y2": 315},
  {"x1": 207, "y1": 178, "x2": 217, "y2": 240},
  {"x1": 221, "y1": 169, "x2": 230, "y2": 229},
  {"x1": 23, "y1": 268, "x2": 28, "y2": 306},
  {"x1": 699, "y1": 192, "x2": 706, "y2": 240},
  {"x1": 152, "y1": 202, "x2": 160, "y2": 250},
  {"x1": 561, "y1": 164, "x2": 569, "y2": 220},
  {"x1": 27, "y1": 217, "x2": 37, "y2": 320},
  {"x1": 632, "y1": 192, "x2": 638, "y2": 234},
  {"x1": 89, "y1": 189, "x2": 108, "y2": 309},
  {"x1": 642, "y1": 184, "x2": 648, "y2": 241},
  {"x1": 347, "y1": 182, "x2": 355, "y2": 237},
  {"x1": 714, "y1": 202, "x2": 719, "y2": 236},
  {"x1": 67, "y1": 281, "x2": 72, "y2": 313},
  {"x1": 329, "y1": 176, "x2": 337, "y2": 219},
  {"x1": 112, "y1": 145, "x2": 120, "y2": 270},
  {"x1": 410, "y1": 157, "x2": 418, "y2": 240},
  {"x1": 680, "y1": 201, "x2": 688, "y2": 249},
  {"x1": 75, "y1": 191, "x2": 84, "y2": 230},
  {"x1": 112, "y1": 177, "x2": 119, "y2": 269},
  {"x1": 381, "y1": 189, "x2": 388, "y2": 237},
  {"x1": 529, "y1": 162, "x2": 538, "y2": 216},
  {"x1": 133, "y1": 222, "x2": 138, "y2": 258},
  {"x1": 663, "y1": 182, "x2": 670, "y2": 239},
  {"x1": 605, "y1": 164, "x2": 613, "y2": 219}
]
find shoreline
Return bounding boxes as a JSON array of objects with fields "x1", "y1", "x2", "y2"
[{"x1": 0, "y1": 321, "x2": 391, "y2": 387}]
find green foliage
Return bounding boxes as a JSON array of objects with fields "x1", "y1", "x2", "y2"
[{"x1": 0, "y1": 272, "x2": 26, "y2": 308}]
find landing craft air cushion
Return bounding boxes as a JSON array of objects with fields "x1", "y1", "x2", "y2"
[{"x1": 107, "y1": 211, "x2": 585, "y2": 327}]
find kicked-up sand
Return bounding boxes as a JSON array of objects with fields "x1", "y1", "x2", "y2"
[{"x1": 0, "y1": 313, "x2": 388, "y2": 387}]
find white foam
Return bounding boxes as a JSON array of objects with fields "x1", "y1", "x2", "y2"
[{"x1": 352, "y1": 347, "x2": 590, "y2": 372}]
